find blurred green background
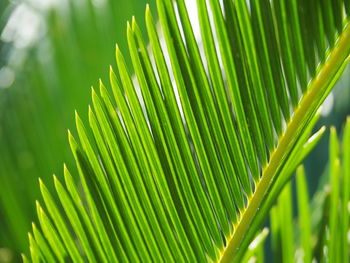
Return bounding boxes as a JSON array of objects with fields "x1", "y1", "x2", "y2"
[{"x1": 0, "y1": 0, "x2": 349, "y2": 262}]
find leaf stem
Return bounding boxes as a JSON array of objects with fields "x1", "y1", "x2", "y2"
[{"x1": 219, "y1": 21, "x2": 350, "y2": 263}]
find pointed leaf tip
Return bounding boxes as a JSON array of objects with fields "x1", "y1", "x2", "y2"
[
  {"x1": 115, "y1": 44, "x2": 120, "y2": 56},
  {"x1": 74, "y1": 111, "x2": 80, "y2": 122},
  {"x1": 116, "y1": 45, "x2": 122, "y2": 58},
  {"x1": 109, "y1": 66, "x2": 116, "y2": 79},
  {"x1": 145, "y1": 4, "x2": 151, "y2": 18},
  {"x1": 131, "y1": 16, "x2": 136, "y2": 30},
  {"x1": 91, "y1": 88, "x2": 98, "y2": 103},
  {"x1": 99, "y1": 79, "x2": 104, "y2": 89}
]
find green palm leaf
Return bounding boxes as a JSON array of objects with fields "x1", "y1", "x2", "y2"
[{"x1": 27, "y1": 0, "x2": 350, "y2": 262}]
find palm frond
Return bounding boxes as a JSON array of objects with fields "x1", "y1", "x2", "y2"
[{"x1": 27, "y1": 0, "x2": 350, "y2": 262}]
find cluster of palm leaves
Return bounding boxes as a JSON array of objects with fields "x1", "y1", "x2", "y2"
[
  {"x1": 2, "y1": 0, "x2": 350, "y2": 262},
  {"x1": 237, "y1": 122, "x2": 350, "y2": 263},
  {"x1": 269, "y1": 122, "x2": 350, "y2": 263},
  {"x1": 22, "y1": 0, "x2": 350, "y2": 262}
]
